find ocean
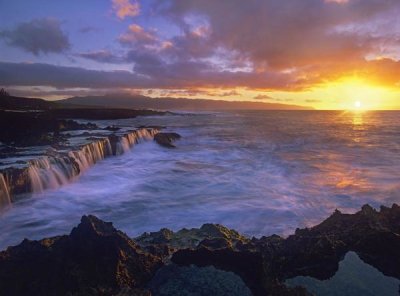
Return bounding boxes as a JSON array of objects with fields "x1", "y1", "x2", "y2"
[{"x1": 1, "y1": 110, "x2": 400, "y2": 249}]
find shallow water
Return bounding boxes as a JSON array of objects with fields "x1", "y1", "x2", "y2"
[
  {"x1": 1, "y1": 110, "x2": 400, "y2": 249},
  {"x1": 286, "y1": 252, "x2": 400, "y2": 296}
]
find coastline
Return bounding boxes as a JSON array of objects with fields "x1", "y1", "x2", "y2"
[
  {"x1": 0, "y1": 127, "x2": 159, "y2": 206},
  {"x1": 0, "y1": 204, "x2": 399, "y2": 295}
]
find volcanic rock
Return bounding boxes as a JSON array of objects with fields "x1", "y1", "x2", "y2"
[
  {"x1": 170, "y1": 204, "x2": 400, "y2": 295},
  {"x1": 1, "y1": 204, "x2": 400, "y2": 296},
  {"x1": 135, "y1": 223, "x2": 248, "y2": 259},
  {"x1": 154, "y1": 133, "x2": 181, "y2": 148},
  {"x1": 0, "y1": 215, "x2": 162, "y2": 296}
]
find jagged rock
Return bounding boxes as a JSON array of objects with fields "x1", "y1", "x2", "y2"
[
  {"x1": 0, "y1": 215, "x2": 163, "y2": 296},
  {"x1": 135, "y1": 223, "x2": 249, "y2": 258},
  {"x1": 170, "y1": 204, "x2": 400, "y2": 296},
  {"x1": 1, "y1": 204, "x2": 399, "y2": 296},
  {"x1": 154, "y1": 133, "x2": 181, "y2": 148},
  {"x1": 276, "y1": 203, "x2": 400, "y2": 280}
]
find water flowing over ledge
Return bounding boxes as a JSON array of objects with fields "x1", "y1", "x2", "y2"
[{"x1": 0, "y1": 128, "x2": 159, "y2": 207}]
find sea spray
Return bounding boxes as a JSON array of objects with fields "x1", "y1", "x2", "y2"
[
  {"x1": 28, "y1": 157, "x2": 75, "y2": 193},
  {"x1": 1, "y1": 128, "x2": 159, "y2": 201}
]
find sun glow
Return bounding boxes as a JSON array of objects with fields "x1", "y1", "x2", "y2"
[
  {"x1": 354, "y1": 100, "x2": 362, "y2": 110},
  {"x1": 335, "y1": 78, "x2": 385, "y2": 110},
  {"x1": 307, "y1": 77, "x2": 397, "y2": 110}
]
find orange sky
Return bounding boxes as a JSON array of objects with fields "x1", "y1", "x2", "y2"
[{"x1": 1, "y1": 0, "x2": 400, "y2": 109}]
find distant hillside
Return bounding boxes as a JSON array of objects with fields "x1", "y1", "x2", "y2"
[
  {"x1": 60, "y1": 95, "x2": 313, "y2": 111},
  {"x1": 0, "y1": 94, "x2": 167, "y2": 119},
  {"x1": 0, "y1": 95, "x2": 56, "y2": 110}
]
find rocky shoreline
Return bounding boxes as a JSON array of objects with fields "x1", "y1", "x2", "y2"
[
  {"x1": 0, "y1": 204, "x2": 399, "y2": 295},
  {"x1": 0, "y1": 94, "x2": 182, "y2": 207},
  {"x1": 0, "y1": 128, "x2": 160, "y2": 204}
]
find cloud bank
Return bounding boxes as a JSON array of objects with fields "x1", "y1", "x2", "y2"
[{"x1": 1, "y1": 0, "x2": 400, "y2": 103}]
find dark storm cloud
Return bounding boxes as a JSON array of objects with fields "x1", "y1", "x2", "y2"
[{"x1": 0, "y1": 18, "x2": 70, "y2": 55}]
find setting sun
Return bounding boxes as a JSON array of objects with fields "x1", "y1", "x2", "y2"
[
  {"x1": 354, "y1": 101, "x2": 362, "y2": 109},
  {"x1": 306, "y1": 77, "x2": 398, "y2": 110}
]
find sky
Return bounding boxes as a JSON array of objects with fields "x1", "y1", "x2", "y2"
[{"x1": 1, "y1": 0, "x2": 400, "y2": 109}]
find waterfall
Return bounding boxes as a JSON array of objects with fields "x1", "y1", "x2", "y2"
[
  {"x1": 1, "y1": 128, "x2": 159, "y2": 197},
  {"x1": 116, "y1": 137, "x2": 130, "y2": 155},
  {"x1": 116, "y1": 129, "x2": 156, "y2": 155},
  {"x1": 28, "y1": 157, "x2": 71, "y2": 193},
  {"x1": 0, "y1": 173, "x2": 11, "y2": 208}
]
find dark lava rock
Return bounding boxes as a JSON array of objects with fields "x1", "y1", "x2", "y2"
[
  {"x1": 0, "y1": 110, "x2": 98, "y2": 146},
  {"x1": 135, "y1": 223, "x2": 248, "y2": 259},
  {"x1": 0, "y1": 215, "x2": 162, "y2": 296},
  {"x1": 0, "y1": 94, "x2": 167, "y2": 146},
  {"x1": 171, "y1": 204, "x2": 400, "y2": 296},
  {"x1": 104, "y1": 125, "x2": 121, "y2": 131},
  {"x1": 1, "y1": 204, "x2": 400, "y2": 296},
  {"x1": 154, "y1": 133, "x2": 181, "y2": 148}
]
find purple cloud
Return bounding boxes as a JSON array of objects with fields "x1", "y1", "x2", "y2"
[{"x1": 0, "y1": 18, "x2": 70, "y2": 55}]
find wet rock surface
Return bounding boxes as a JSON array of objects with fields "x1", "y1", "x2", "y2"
[
  {"x1": 0, "y1": 128, "x2": 159, "y2": 201},
  {"x1": 0, "y1": 109, "x2": 165, "y2": 147},
  {"x1": 154, "y1": 133, "x2": 181, "y2": 148},
  {"x1": 0, "y1": 94, "x2": 167, "y2": 147},
  {"x1": 135, "y1": 223, "x2": 248, "y2": 260},
  {"x1": 0, "y1": 215, "x2": 162, "y2": 296},
  {"x1": 0, "y1": 96, "x2": 167, "y2": 203},
  {"x1": 0, "y1": 204, "x2": 399, "y2": 295},
  {"x1": 171, "y1": 204, "x2": 400, "y2": 295}
]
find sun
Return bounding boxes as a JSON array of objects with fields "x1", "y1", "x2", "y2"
[
  {"x1": 313, "y1": 77, "x2": 395, "y2": 110},
  {"x1": 354, "y1": 101, "x2": 362, "y2": 109}
]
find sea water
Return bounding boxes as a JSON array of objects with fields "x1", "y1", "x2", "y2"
[{"x1": 1, "y1": 110, "x2": 400, "y2": 249}]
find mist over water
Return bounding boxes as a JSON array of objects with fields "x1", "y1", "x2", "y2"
[{"x1": 1, "y1": 111, "x2": 400, "y2": 249}]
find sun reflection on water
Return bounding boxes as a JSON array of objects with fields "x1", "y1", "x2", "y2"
[
  {"x1": 351, "y1": 111, "x2": 366, "y2": 143},
  {"x1": 352, "y1": 112, "x2": 364, "y2": 126}
]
